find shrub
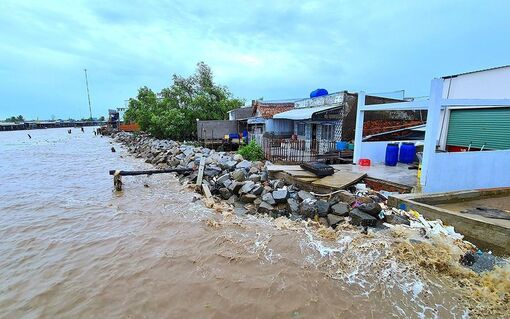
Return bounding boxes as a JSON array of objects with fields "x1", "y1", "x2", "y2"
[{"x1": 237, "y1": 140, "x2": 264, "y2": 161}]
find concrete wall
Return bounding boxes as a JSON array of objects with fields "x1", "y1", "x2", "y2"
[
  {"x1": 442, "y1": 66, "x2": 510, "y2": 99},
  {"x1": 358, "y1": 140, "x2": 422, "y2": 164},
  {"x1": 424, "y1": 149, "x2": 510, "y2": 193},
  {"x1": 197, "y1": 120, "x2": 238, "y2": 140}
]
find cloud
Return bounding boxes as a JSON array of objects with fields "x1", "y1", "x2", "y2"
[{"x1": 0, "y1": 0, "x2": 509, "y2": 118}]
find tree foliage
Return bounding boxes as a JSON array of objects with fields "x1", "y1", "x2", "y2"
[
  {"x1": 5, "y1": 115, "x2": 24, "y2": 123},
  {"x1": 124, "y1": 62, "x2": 244, "y2": 140}
]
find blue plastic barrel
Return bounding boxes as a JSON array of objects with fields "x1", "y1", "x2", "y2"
[
  {"x1": 385, "y1": 143, "x2": 399, "y2": 166},
  {"x1": 336, "y1": 141, "x2": 348, "y2": 151},
  {"x1": 399, "y1": 142, "x2": 416, "y2": 164}
]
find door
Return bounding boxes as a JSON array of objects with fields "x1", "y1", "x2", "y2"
[{"x1": 311, "y1": 124, "x2": 318, "y2": 153}]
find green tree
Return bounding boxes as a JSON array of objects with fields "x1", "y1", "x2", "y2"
[
  {"x1": 124, "y1": 62, "x2": 244, "y2": 140},
  {"x1": 5, "y1": 115, "x2": 24, "y2": 123}
]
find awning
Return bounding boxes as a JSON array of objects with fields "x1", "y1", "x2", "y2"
[{"x1": 273, "y1": 105, "x2": 340, "y2": 120}]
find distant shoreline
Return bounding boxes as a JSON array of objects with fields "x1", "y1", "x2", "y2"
[{"x1": 0, "y1": 121, "x2": 104, "y2": 132}]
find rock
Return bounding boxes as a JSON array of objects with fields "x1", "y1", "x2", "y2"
[
  {"x1": 262, "y1": 193, "x2": 276, "y2": 205},
  {"x1": 249, "y1": 167, "x2": 260, "y2": 174},
  {"x1": 327, "y1": 214, "x2": 345, "y2": 229},
  {"x1": 236, "y1": 160, "x2": 251, "y2": 170},
  {"x1": 385, "y1": 214, "x2": 410, "y2": 226},
  {"x1": 219, "y1": 188, "x2": 231, "y2": 200},
  {"x1": 297, "y1": 190, "x2": 314, "y2": 201},
  {"x1": 240, "y1": 194, "x2": 257, "y2": 203},
  {"x1": 224, "y1": 160, "x2": 238, "y2": 170},
  {"x1": 272, "y1": 189, "x2": 289, "y2": 203},
  {"x1": 216, "y1": 173, "x2": 230, "y2": 185},
  {"x1": 358, "y1": 203, "x2": 382, "y2": 217},
  {"x1": 239, "y1": 181, "x2": 256, "y2": 194},
  {"x1": 233, "y1": 154, "x2": 243, "y2": 162},
  {"x1": 287, "y1": 198, "x2": 299, "y2": 214},
  {"x1": 227, "y1": 195, "x2": 237, "y2": 205},
  {"x1": 248, "y1": 174, "x2": 261, "y2": 182},
  {"x1": 222, "y1": 179, "x2": 233, "y2": 188},
  {"x1": 316, "y1": 200, "x2": 331, "y2": 217},
  {"x1": 331, "y1": 202, "x2": 350, "y2": 217},
  {"x1": 319, "y1": 217, "x2": 329, "y2": 227},
  {"x1": 271, "y1": 180, "x2": 285, "y2": 189},
  {"x1": 167, "y1": 159, "x2": 180, "y2": 167},
  {"x1": 251, "y1": 185, "x2": 264, "y2": 196},
  {"x1": 332, "y1": 190, "x2": 356, "y2": 204},
  {"x1": 349, "y1": 208, "x2": 378, "y2": 227},
  {"x1": 254, "y1": 198, "x2": 262, "y2": 205},
  {"x1": 300, "y1": 198, "x2": 318, "y2": 218},
  {"x1": 183, "y1": 148, "x2": 194, "y2": 157},
  {"x1": 204, "y1": 165, "x2": 222, "y2": 177},
  {"x1": 228, "y1": 181, "x2": 244, "y2": 194},
  {"x1": 232, "y1": 169, "x2": 246, "y2": 182},
  {"x1": 260, "y1": 171, "x2": 268, "y2": 182},
  {"x1": 258, "y1": 202, "x2": 274, "y2": 214}
]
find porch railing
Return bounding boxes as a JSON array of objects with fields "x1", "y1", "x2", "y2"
[{"x1": 262, "y1": 137, "x2": 337, "y2": 163}]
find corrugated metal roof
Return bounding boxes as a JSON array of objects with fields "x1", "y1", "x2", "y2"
[{"x1": 273, "y1": 105, "x2": 340, "y2": 120}]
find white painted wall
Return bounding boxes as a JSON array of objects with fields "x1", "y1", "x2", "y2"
[
  {"x1": 442, "y1": 66, "x2": 510, "y2": 99},
  {"x1": 358, "y1": 141, "x2": 422, "y2": 164},
  {"x1": 424, "y1": 150, "x2": 510, "y2": 193}
]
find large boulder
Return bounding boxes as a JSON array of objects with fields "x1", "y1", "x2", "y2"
[
  {"x1": 232, "y1": 169, "x2": 246, "y2": 182},
  {"x1": 236, "y1": 160, "x2": 252, "y2": 170},
  {"x1": 219, "y1": 188, "x2": 232, "y2": 200},
  {"x1": 239, "y1": 181, "x2": 256, "y2": 194},
  {"x1": 262, "y1": 193, "x2": 276, "y2": 205},
  {"x1": 316, "y1": 200, "x2": 331, "y2": 217},
  {"x1": 327, "y1": 214, "x2": 345, "y2": 229},
  {"x1": 240, "y1": 194, "x2": 257, "y2": 203},
  {"x1": 299, "y1": 198, "x2": 318, "y2": 218},
  {"x1": 272, "y1": 189, "x2": 289, "y2": 203},
  {"x1": 358, "y1": 203, "x2": 382, "y2": 217},
  {"x1": 297, "y1": 190, "x2": 314, "y2": 201},
  {"x1": 258, "y1": 202, "x2": 274, "y2": 215},
  {"x1": 349, "y1": 208, "x2": 378, "y2": 227},
  {"x1": 287, "y1": 198, "x2": 299, "y2": 214},
  {"x1": 331, "y1": 202, "x2": 350, "y2": 217}
]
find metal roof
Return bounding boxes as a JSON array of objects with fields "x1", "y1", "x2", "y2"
[
  {"x1": 273, "y1": 105, "x2": 340, "y2": 120},
  {"x1": 442, "y1": 65, "x2": 510, "y2": 79}
]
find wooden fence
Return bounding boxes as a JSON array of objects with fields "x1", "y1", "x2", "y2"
[{"x1": 262, "y1": 137, "x2": 337, "y2": 163}]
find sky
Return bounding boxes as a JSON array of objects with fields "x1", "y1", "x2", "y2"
[{"x1": 1, "y1": 0, "x2": 509, "y2": 120}]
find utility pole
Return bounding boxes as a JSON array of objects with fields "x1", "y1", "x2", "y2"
[{"x1": 84, "y1": 69, "x2": 92, "y2": 120}]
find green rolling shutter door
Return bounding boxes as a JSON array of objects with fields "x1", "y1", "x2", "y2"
[{"x1": 446, "y1": 107, "x2": 510, "y2": 150}]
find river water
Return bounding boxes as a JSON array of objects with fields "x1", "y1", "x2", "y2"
[{"x1": 0, "y1": 128, "x2": 504, "y2": 318}]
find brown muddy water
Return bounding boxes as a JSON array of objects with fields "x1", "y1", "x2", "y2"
[{"x1": 0, "y1": 128, "x2": 506, "y2": 318}]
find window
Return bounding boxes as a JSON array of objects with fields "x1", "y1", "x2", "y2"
[
  {"x1": 297, "y1": 123, "x2": 306, "y2": 136},
  {"x1": 322, "y1": 124, "x2": 334, "y2": 140}
]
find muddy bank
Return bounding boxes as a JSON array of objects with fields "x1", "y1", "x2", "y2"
[{"x1": 112, "y1": 132, "x2": 509, "y2": 318}]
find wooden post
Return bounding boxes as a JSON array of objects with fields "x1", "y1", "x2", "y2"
[
  {"x1": 196, "y1": 157, "x2": 206, "y2": 186},
  {"x1": 353, "y1": 91, "x2": 365, "y2": 164},
  {"x1": 113, "y1": 170, "x2": 122, "y2": 191}
]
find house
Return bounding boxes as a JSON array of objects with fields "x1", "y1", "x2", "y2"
[
  {"x1": 264, "y1": 91, "x2": 419, "y2": 161},
  {"x1": 248, "y1": 100, "x2": 296, "y2": 143},
  {"x1": 353, "y1": 65, "x2": 510, "y2": 193}
]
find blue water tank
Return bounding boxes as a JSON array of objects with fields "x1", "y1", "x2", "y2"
[
  {"x1": 385, "y1": 143, "x2": 399, "y2": 166},
  {"x1": 310, "y1": 88, "x2": 329, "y2": 98},
  {"x1": 399, "y1": 142, "x2": 416, "y2": 164}
]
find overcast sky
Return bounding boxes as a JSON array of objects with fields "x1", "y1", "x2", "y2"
[{"x1": 1, "y1": 0, "x2": 509, "y2": 119}]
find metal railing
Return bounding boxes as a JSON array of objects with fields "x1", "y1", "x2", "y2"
[{"x1": 262, "y1": 137, "x2": 337, "y2": 163}]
